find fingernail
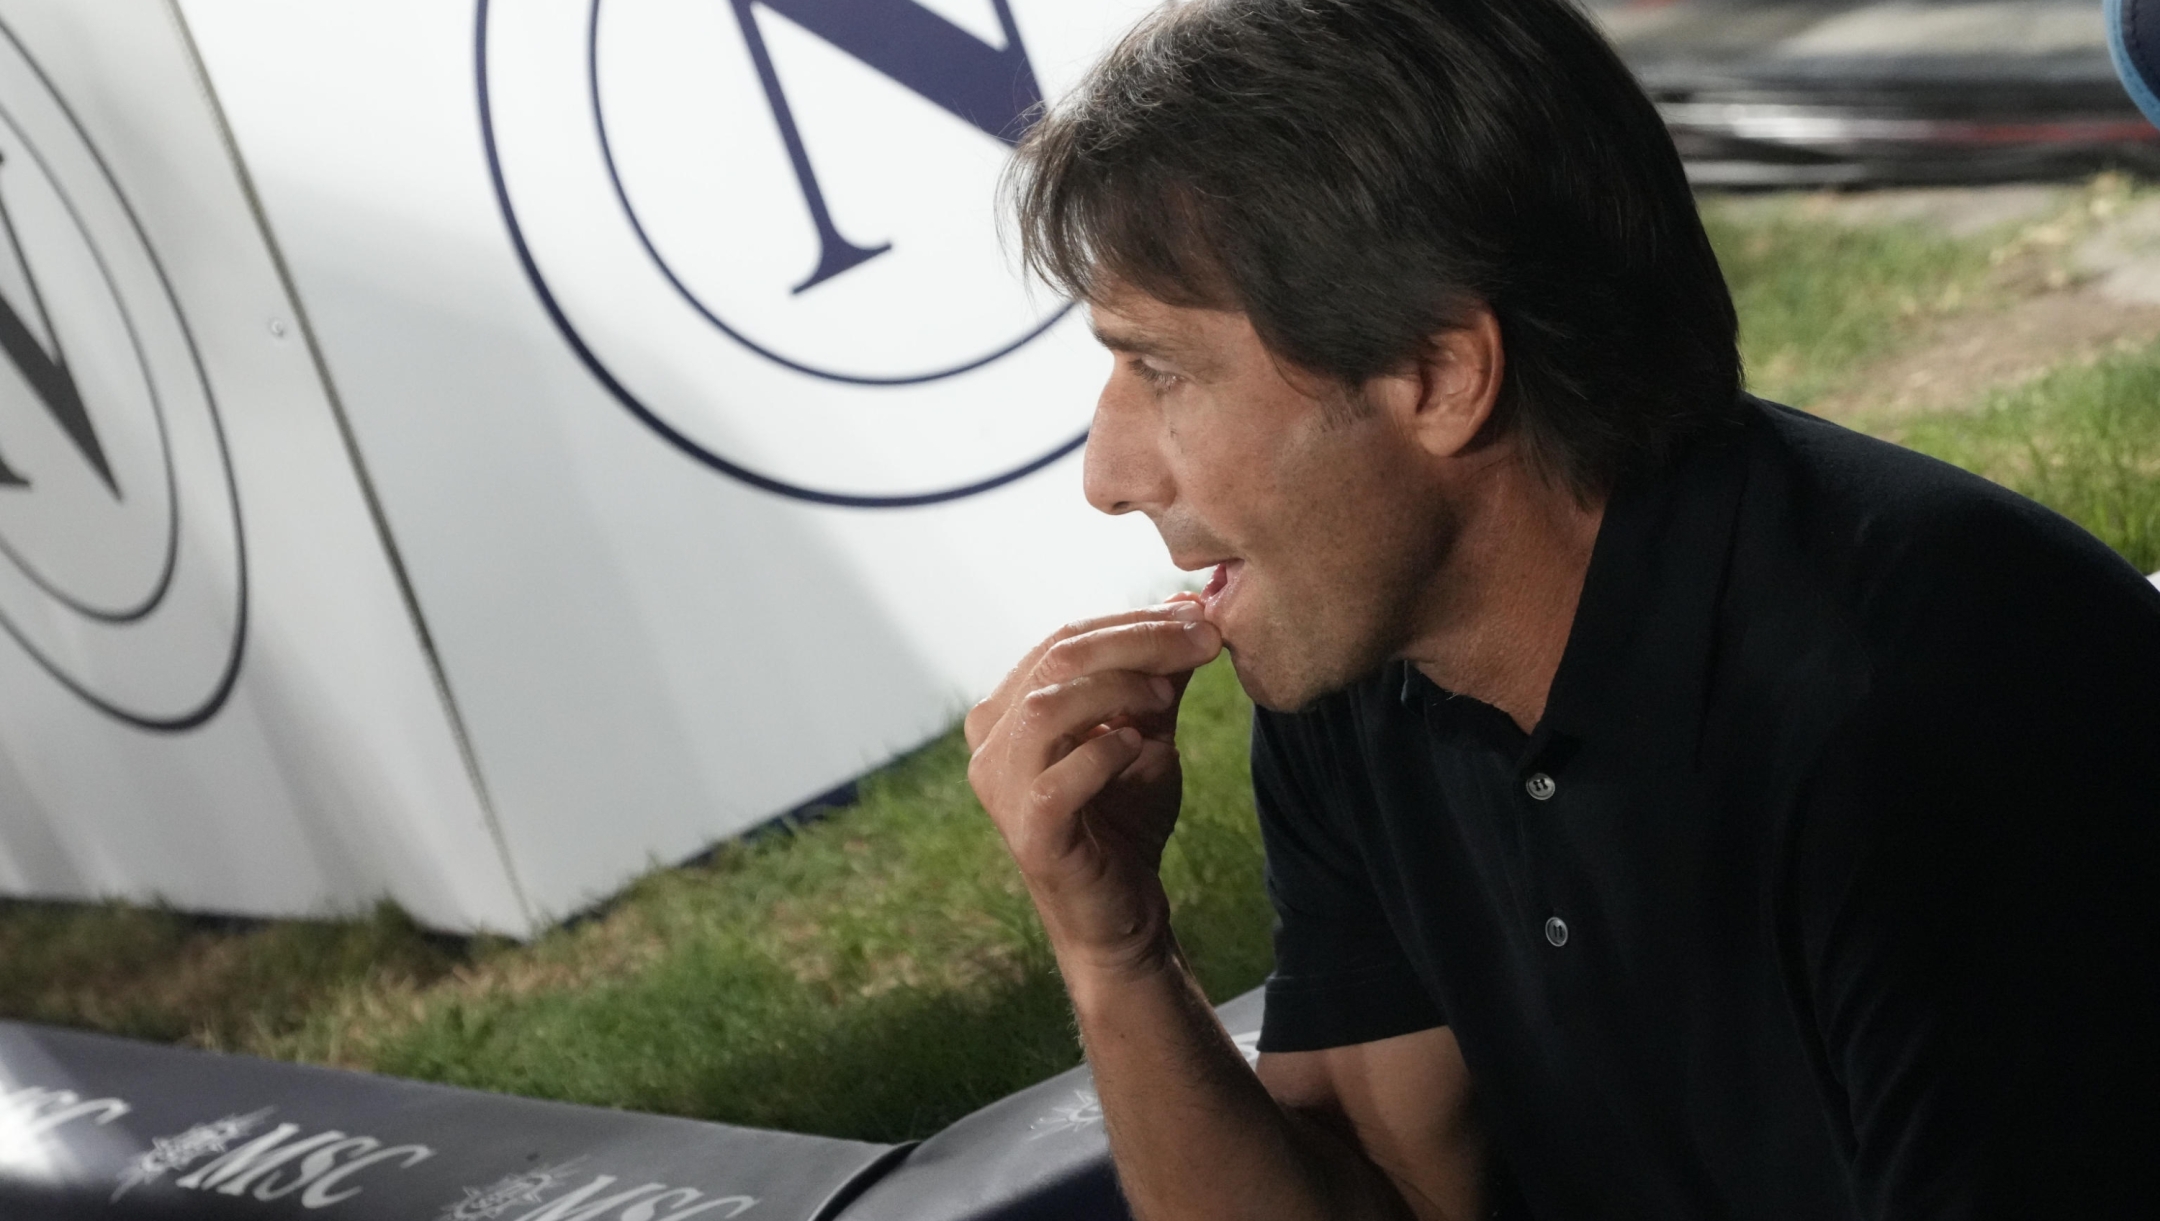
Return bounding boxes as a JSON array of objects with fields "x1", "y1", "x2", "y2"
[
  {"x1": 1166, "y1": 600, "x2": 1203, "y2": 622},
  {"x1": 1116, "y1": 726, "x2": 1143, "y2": 747},
  {"x1": 1149, "y1": 676, "x2": 1174, "y2": 703}
]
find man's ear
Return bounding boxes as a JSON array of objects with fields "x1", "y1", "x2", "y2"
[{"x1": 1367, "y1": 304, "x2": 1504, "y2": 460}]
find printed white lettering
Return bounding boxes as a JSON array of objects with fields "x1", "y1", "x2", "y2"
[
  {"x1": 298, "y1": 1143, "x2": 433, "y2": 1209},
  {"x1": 511, "y1": 1174, "x2": 668, "y2": 1221},
  {"x1": 114, "y1": 1109, "x2": 273, "y2": 1201},
  {"x1": 212, "y1": 1130, "x2": 347, "y2": 1196},
  {"x1": 1028, "y1": 1088, "x2": 1104, "y2": 1138},
  {"x1": 440, "y1": 1165, "x2": 758, "y2": 1221},
  {"x1": 0, "y1": 1084, "x2": 63, "y2": 1120},
  {"x1": 37, "y1": 1098, "x2": 130, "y2": 1133},
  {"x1": 14, "y1": 1090, "x2": 75, "y2": 1132},
  {"x1": 617, "y1": 1188, "x2": 701, "y2": 1221},
  {"x1": 439, "y1": 1161, "x2": 585, "y2": 1220},
  {"x1": 166, "y1": 1121, "x2": 431, "y2": 1209},
  {"x1": 254, "y1": 1135, "x2": 378, "y2": 1201},
  {"x1": 174, "y1": 1123, "x2": 306, "y2": 1190},
  {"x1": 18, "y1": 1091, "x2": 130, "y2": 1136},
  {"x1": 622, "y1": 1188, "x2": 758, "y2": 1221},
  {"x1": 2, "y1": 1088, "x2": 120, "y2": 1132}
]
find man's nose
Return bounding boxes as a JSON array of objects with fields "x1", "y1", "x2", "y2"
[{"x1": 1082, "y1": 379, "x2": 1173, "y2": 517}]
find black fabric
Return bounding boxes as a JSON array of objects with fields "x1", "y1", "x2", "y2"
[{"x1": 1252, "y1": 398, "x2": 2160, "y2": 1220}]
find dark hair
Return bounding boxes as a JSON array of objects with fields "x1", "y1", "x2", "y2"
[{"x1": 1008, "y1": 0, "x2": 1741, "y2": 496}]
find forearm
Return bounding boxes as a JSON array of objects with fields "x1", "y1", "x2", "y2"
[
  {"x1": 1062, "y1": 937, "x2": 1418, "y2": 1221},
  {"x1": 964, "y1": 607, "x2": 1419, "y2": 1216}
]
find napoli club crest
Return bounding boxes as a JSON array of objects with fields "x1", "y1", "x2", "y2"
[{"x1": 478, "y1": 0, "x2": 1159, "y2": 506}]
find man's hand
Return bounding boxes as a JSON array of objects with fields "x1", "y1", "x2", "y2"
[
  {"x1": 964, "y1": 597, "x2": 1222, "y2": 975},
  {"x1": 967, "y1": 604, "x2": 1480, "y2": 1221}
]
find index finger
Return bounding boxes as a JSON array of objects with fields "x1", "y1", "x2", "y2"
[
  {"x1": 1034, "y1": 616, "x2": 1221, "y2": 688},
  {"x1": 966, "y1": 602, "x2": 1204, "y2": 747}
]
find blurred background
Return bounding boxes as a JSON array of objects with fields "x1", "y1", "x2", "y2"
[{"x1": 1599, "y1": 0, "x2": 2160, "y2": 184}]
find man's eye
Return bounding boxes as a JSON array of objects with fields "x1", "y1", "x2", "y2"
[{"x1": 1131, "y1": 359, "x2": 1181, "y2": 389}]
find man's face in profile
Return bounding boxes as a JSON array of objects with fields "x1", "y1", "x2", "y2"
[{"x1": 1082, "y1": 287, "x2": 1461, "y2": 712}]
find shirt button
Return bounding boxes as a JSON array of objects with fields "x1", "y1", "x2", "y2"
[
  {"x1": 1525, "y1": 772, "x2": 1557, "y2": 801},
  {"x1": 1544, "y1": 916, "x2": 1570, "y2": 947}
]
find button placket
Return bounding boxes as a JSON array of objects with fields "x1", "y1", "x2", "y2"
[{"x1": 1519, "y1": 768, "x2": 1564, "y2": 946}]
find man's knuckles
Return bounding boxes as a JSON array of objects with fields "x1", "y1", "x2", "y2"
[
  {"x1": 963, "y1": 699, "x2": 999, "y2": 750},
  {"x1": 1016, "y1": 673, "x2": 1173, "y2": 736},
  {"x1": 1038, "y1": 620, "x2": 1211, "y2": 683},
  {"x1": 1024, "y1": 770, "x2": 1074, "y2": 817},
  {"x1": 1059, "y1": 603, "x2": 1192, "y2": 640},
  {"x1": 974, "y1": 606, "x2": 1204, "y2": 738},
  {"x1": 1024, "y1": 730, "x2": 1140, "y2": 812}
]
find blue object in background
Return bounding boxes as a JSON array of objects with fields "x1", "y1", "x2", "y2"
[{"x1": 2112, "y1": 0, "x2": 2160, "y2": 129}]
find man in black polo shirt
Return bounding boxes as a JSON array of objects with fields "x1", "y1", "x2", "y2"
[{"x1": 962, "y1": 1, "x2": 2160, "y2": 1217}]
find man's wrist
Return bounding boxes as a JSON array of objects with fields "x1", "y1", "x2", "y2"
[
  {"x1": 1056, "y1": 925, "x2": 1186, "y2": 1020},
  {"x1": 1023, "y1": 872, "x2": 1176, "y2": 974}
]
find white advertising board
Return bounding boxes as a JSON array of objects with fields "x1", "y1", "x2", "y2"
[
  {"x1": 0, "y1": 0, "x2": 1179, "y2": 932},
  {"x1": 0, "y1": 1, "x2": 523, "y2": 931}
]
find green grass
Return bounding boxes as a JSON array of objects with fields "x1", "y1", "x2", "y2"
[
  {"x1": 4, "y1": 182, "x2": 2156, "y2": 1143},
  {"x1": 0, "y1": 658, "x2": 1263, "y2": 1143},
  {"x1": 1701, "y1": 199, "x2": 1991, "y2": 408},
  {"x1": 263, "y1": 657, "x2": 1264, "y2": 1143},
  {"x1": 0, "y1": 899, "x2": 459, "y2": 1049},
  {"x1": 1896, "y1": 345, "x2": 2160, "y2": 573}
]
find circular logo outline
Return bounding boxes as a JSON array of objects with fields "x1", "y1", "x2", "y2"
[
  {"x1": 592, "y1": 0, "x2": 1073, "y2": 388},
  {"x1": 0, "y1": 98, "x2": 180, "y2": 626},
  {"x1": 0, "y1": 14, "x2": 246, "y2": 732},
  {"x1": 476, "y1": 0, "x2": 1090, "y2": 509}
]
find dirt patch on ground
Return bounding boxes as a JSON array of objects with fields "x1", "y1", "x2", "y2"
[
  {"x1": 1798, "y1": 179, "x2": 2160, "y2": 422},
  {"x1": 1776, "y1": 183, "x2": 2074, "y2": 239},
  {"x1": 1808, "y1": 292, "x2": 2160, "y2": 422}
]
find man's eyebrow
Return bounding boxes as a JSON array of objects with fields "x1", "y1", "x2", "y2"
[{"x1": 1089, "y1": 324, "x2": 1181, "y2": 358}]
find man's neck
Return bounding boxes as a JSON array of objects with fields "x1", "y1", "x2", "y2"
[{"x1": 1400, "y1": 456, "x2": 1606, "y2": 733}]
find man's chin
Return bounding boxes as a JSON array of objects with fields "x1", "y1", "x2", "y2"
[{"x1": 1224, "y1": 646, "x2": 1370, "y2": 715}]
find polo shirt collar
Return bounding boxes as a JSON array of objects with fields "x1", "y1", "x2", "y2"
[{"x1": 1530, "y1": 409, "x2": 1754, "y2": 770}]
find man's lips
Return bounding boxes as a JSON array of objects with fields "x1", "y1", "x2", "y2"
[{"x1": 1200, "y1": 560, "x2": 1243, "y2": 618}]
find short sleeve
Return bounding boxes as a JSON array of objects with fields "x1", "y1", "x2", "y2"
[
  {"x1": 1252, "y1": 706, "x2": 1445, "y2": 1054},
  {"x1": 1788, "y1": 523, "x2": 2160, "y2": 1219}
]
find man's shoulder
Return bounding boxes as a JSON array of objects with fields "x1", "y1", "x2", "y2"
[
  {"x1": 1737, "y1": 398, "x2": 2158, "y2": 658},
  {"x1": 1723, "y1": 399, "x2": 2160, "y2": 756},
  {"x1": 1745, "y1": 398, "x2": 2093, "y2": 584}
]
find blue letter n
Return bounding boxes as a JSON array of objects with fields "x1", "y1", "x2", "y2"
[{"x1": 729, "y1": 0, "x2": 1045, "y2": 293}]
